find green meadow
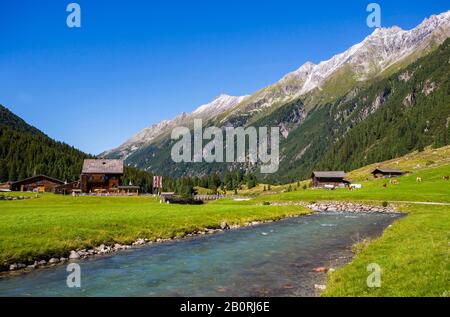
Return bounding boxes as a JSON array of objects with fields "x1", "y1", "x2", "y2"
[{"x1": 253, "y1": 163, "x2": 450, "y2": 204}]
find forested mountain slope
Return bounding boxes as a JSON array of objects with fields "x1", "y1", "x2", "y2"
[
  {"x1": 0, "y1": 105, "x2": 89, "y2": 182},
  {"x1": 316, "y1": 38, "x2": 450, "y2": 173}
]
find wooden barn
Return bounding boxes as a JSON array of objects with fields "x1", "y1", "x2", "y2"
[
  {"x1": 10, "y1": 175, "x2": 64, "y2": 193},
  {"x1": 311, "y1": 171, "x2": 350, "y2": 188},
  {"x1": 80, "y1": 159, "x2": 124, "y2": 193},
  {"x1": 371, "y1": 168, "x2": 406, "y2": 179}
]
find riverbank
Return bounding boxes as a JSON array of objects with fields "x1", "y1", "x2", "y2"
[
  {"x1": 0, "y1": 194, "x2": 312, "y2": 274},
  {"x1": 1, "y1": 199, "x2": 401, "y2": 276},
  {"x1": 267, "y1": 201, "x2": 400, "y2": 214},
  {"x1": 2, "y1": 213, "x2": 307, "y2": 276}
]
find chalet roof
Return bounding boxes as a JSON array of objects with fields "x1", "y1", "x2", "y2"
[
  {"x1": 372, "y1": 168, "x2": 405, "y2": 174},
  {"x1": 312, "y1": 171, "x2": 347, "y2": 179},
  {"x1": 11, "y1": 175, "x2": 65, "y2": 186},
  {"x1": 82, "y1": 159, "x2": 124, "y2": 174}
]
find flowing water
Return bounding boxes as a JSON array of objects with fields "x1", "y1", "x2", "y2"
[{"x1": 0, "y1": 212, "x2": 402, "y2": 297}]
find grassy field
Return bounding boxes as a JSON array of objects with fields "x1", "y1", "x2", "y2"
[
  {"x1": 252, "y1": 163, "x2": 450, "y2": 204},
  {"x1": 0, "y1": 194, "x2": 309, "y2": 269}
]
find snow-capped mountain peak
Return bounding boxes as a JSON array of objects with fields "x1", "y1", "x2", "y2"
[
  {"x1": 281, "y1": 61, "x2": 316, "y2": 83},
  {"x1": 370, "y1": 25, "x2": 403, "y2": 36},
  {"x1": 192, "y1": 94, "x2": 249, "y2": 116},
  {"x1": 297, "y1": 10, "x2": 450, "y2": 94},
  {"x1": 101, "y1": 94, "x2": 249, "y2": 159}
]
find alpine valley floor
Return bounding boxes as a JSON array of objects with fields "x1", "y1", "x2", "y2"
[{"x1": 0, "y1": 151, "x2": 449, "y2": 296}]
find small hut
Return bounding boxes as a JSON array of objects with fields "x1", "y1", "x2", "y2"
[
  {"x1": 160, "y1": 192, "x2": 176, "y2": 202},
  {"x1": 54, "y1": 181, "x2": 81, "y2": 195},
  {"x1": 311, "y1": 171, "x2": 350, "y2": 188},
  {"x1": 118, "y1": 185, "x2": 140, "y2": 196}
]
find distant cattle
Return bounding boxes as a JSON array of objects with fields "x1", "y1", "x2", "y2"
[
  {"x1": 390, "y1": 179, "x2": 399, "y2": 185},
  {"x1": 443, "y1": 176, "x2": 449, "y2": 181},
  {"x1": 416, "y1": 177, "x2": 423, "y2": 183}
]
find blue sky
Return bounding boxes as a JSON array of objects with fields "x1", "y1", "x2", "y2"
[{"x1": 1, "y1": 0, "x2": 448, "y2": 154}]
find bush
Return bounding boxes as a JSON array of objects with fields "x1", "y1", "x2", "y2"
[
  {"x1": 166, "y1": 197, "x2": 204, "y2": 205},
  {"x1": 382, "y1": 201, "x2": 389, "y2": 208},
  {"x1": 262, "y1": 201, "x2": 271, "y2": 206}
]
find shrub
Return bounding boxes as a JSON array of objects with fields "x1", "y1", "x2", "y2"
[
  {"x1": 382, "y1": 201, "x2": 389, "y2": 208},
  {"x1": 167, "y1": 197, "x2": 204, "y2": 205}
]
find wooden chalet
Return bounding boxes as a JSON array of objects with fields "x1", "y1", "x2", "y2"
[
  {"x1": 80, "y1": 159, "x2": 124, "y2": 193},
  {"x1": 10, "y1": 175, "x2": 64, "y2": 193},
  {"x1": 311, "y1": 171, "x2": 350, "y2": 188},
  {"x1": 371, "y1": 168, "x2": 406, "y2": 178}
]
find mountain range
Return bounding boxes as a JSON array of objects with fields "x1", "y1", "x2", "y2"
[{"x1": 100, "y1": 11, "x2": 450, "y2": 182}]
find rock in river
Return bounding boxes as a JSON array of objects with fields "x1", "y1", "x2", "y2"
[{"x1": 69, "y1": 251, "x2": 80, "y2": 259}]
